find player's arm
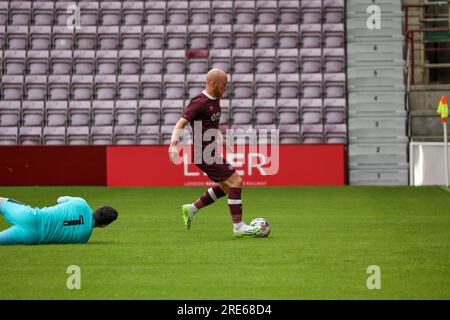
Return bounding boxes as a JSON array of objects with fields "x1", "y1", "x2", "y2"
[
  {"x1": 217, "y1": 129, "x2": 233, "y2": 152},
  {"x1": 168, "y1": 117, "x2": 189, "y2": 163}
]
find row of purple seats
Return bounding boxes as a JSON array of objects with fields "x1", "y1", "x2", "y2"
[
  {"x1": 0, "y1": 98, "x2": 346, "y2": 128},
  {"x1": 0, "y1": 1, "x2": 344, "y2": 27},
  {"x1": 0, "y1": 123, "x2": 347, "y2": 146},
  {"x1": 0, "y1": 73, "x2": 346, "y2": 100},
  {"x1": 1, "y1": 48, "x2": 345, "y2": 75},
  {"x1": 0, "y1": 24, "x2": 345, "y2": 50}
]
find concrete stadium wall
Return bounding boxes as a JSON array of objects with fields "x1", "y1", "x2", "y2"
[{"x1": 0, "y1": 145, "x2": 345, "y2": 186}]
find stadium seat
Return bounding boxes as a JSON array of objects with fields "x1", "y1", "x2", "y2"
[
  {"x1": 32, "y1": 1, "x2": 54, "y2": 26},
  {"x1": 160, "y1": 125, "x2": 175, "y2": 145},
  {"x1": 0, "y1": 127, "x2": 18, "y2": 145},
  {"x1": 278, "y1": 124, "x2": 300, "y2": 144},
  {"x1": 277, "y1": 99, "x2": 299, "y2": 124},
  {"x1": 119, "y1": 50, "x2": 141, "y2": 75},
  {"x1": 55, "y1": 2, "x2": 72, "y2": 26},
  {"x1": 232, "y1": 49, "x2": 253, "y2": 74},
  {"x1": 234, "y1": 0, "x2": 255, "y2": 25},
  {"x1": 231, "y1": 74, "x2": 254, "y2": 99},
  {"x1": 96, "y1": 50, "x2": 117, "y2": 75},
  {"x1": 94, "y1": 75, "x2": 117, "y2": 100},
  {"x1": 323, "y1": 48, "x2": 345, "y2": 73},
  {"x1": 79, "y1": 2, "x2": 98, "y2": 26},
  {"x1": 43, "y1": 126, "x2": 66, "y2": 145},
  {"x1": 300, "y1": 24, "x2": 322, "y2": 48},
  {"x1": 0, "y1": 101, "x2": 21, "y2": 127},
  {"x1": 324, "y1": 98, "x2": 346, "y2": 124},
  {"x1": 10, "y1": 1, "x2": 31, "y2": 26},
  {"x1": 142, "y1": 50, "x2": 163, "y2": 75},
  {"x1": 212, "y1": 1, "x2": 233, "y2": 25},
  {"x1": 141, "y1": 75, "x2": 162, "y2": 100},
  {"x1": 164, "y1": 50, "x2": 186, "y2": 74},
  {"x1": 167, "y1": 1, "x2": 188, "y2": 25},
  {"x1": 121, "y1": 26, "x2": 142, "y2": 50},
  {"x1": 187, "y1": 56, "x2": 209, "y2": 75},
  {"x1": 188, "y1": 25, "x2": 210, "y2": 50},
  {"x1": 73, "y1": 50, "x2": 95, "y2": 75},
  {"x1": 0, "y1": 26, "x2": 5, "y2": 50},
  {"x1": 255, "y1": 49, "x2": 276, "y2": 74},
  {"x1": 71, "y1": 75, "x2": 94, "y2": 101},
  {"x1": 210, "y1": 49, "x2": 232, "y2": 73},
  {"x1": 48, "y1": 75, "x2": 70, "y2": 100},
  {"x1": 256, "y1": 1, "x2": 277, "y2": 24},
  {"x1": 255, "y1": 124, "x2": 278, "y2": 144},
  {"x1": 100, "y1": 2, "x2": 122, "y2": 26},
  {"x1": 254, "y1": 99, "x2": 276, "y2": 125},
  {"x1": 324, "y1": 73, "x2": 346, "y2": 99},
  {"x1": 45, "y1": 101, "x2": 68, "y2": 127},
  {"x1": 163, "y1": 74, "x2": 185, "y2": 100},
  {"x1": 277, "y1": 49, "x2": 299, "y2": 74},
  {"x1": 324, "y1": 124, "x2": 347, "y2": 144},
  {"x1": 233, "y1": 25, "x2": 254, "y2": 49},
  {"x1": 277, "y1": 24, "x2": 299, "y2": 49},
  {"x1": 30, "y1": 26, "x2": 51, "y2": 50},
  {"x1": 137, "y1": 125, "x2": 160, "y2": 145},
  {"x1": 162, "y1": 100, "x2": 184, "y2": 125},
  {"x1": 166, "y1": 26, "x2": 187, "y2": 50},
  {"x1": 75, "y1": 27, "x2": 97, "y2": 50},
  {"x1": 300, "y1": 99, "x2": 322, "y2": 124},
  {"x1": 323, "y1": 0, "x2": 345, "y2": 23},
  {"x1": 278, "y1": 74, "x2": 300, "y2": 99},
  {"x1": 122, "y1": 1, "x2": 143, "y2": 26},
  {"x1": 279, "y1": 1, "x2": 300, "y2": 24},
  {"x1": 143, "y1": 26, "x2": 165, "y2": 50},
  {"x1": 138, "y1": 100, "x2": 161, "y2": 125},
  {"x1": 301, "y1": 124, "x2": 323, "y2": 144},
  {"x1": 50, "y1": 50, "x2": 72, "y2": 75},
  {"x1": 211, "y1": 25, "x2": 232, "y2": 49},
  {"x1": 186, "y1": 74, "x2": 205, "y2": 99},
  {"x1": 98, "y1": 26, "x2": 119, "y2": 50},
  {"x1": 4, "y1": 50, "x2": 26, "y2": 75},
  {"x1": 28, "y1": 51, "x2": 49, "y2": 75},
  {"x1": 255, "y1": 74, "x2": 276, "y2": 99},
  {"x1": 231, "y1": 99, "x2": 253, "y2": 125},
  {"x1": 25, "y1": 76, "x2": 47, "y2": 101},
  {"x1": 52, "y1": 26, "x2": 73, "y2": 50},
  {"x1": 67, "y1": 126, "x2": 90, "y2": 145},
  {"x1": 300, "y1": 48, "x2": 322, "y2": 73},
  {"x1": 69, "y1": 101, "x2": 91, "y2": 126},
  {"x1": 255, "y1": 24, "x2": 276, "y2": 49},
  {"x1": 19, "y1": 126, "x2": 42, "y2": 145},
  {"x1": 117, "y1": 75, "x2": 140, "y2": 100},
  {"x1": 114, "y1": 126, "x2": 137, "y2": 145},
  {"x1": 92, "y1": 100, "x2": 114, "y2": 126},
  {"x1": 190, "y1": 1, "x2": 210, "y2": 25},
  {"x1": 301, "y1": 73, "x2": 322, "y2": 99},
  {"x1": 7, "y1": 26, "x2": 29, "y2": 50},
  {"x1": 1, "y1": 75, "x2": 24, "y2": 100},
  {"x1": 323, "y1": 23, "x2": 345, "y2": 48},
  {"x1": 116, "y1": 100, "x2": 137, "y2": 126},
  {"x1": 301, "y1": 0, "x2": 322, "y2": 24},
  {"x1": 145, "y1": 1, "x2": 166, "y2": 26},
  {"x1": 91, "y1": 126, "x2": 113, "y2": 145}
]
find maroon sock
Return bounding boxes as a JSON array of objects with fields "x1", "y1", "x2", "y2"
[
  {"x1": 194, "y1": 185, "x2": 226, "y2": 209},
  {"x1": 228, "y1": 188, "x2": 242, "y2": 223}
]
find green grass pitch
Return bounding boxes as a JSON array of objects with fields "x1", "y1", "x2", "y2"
[{"x1": 0, "y1": 186, "x2": 449, "y2": 300}]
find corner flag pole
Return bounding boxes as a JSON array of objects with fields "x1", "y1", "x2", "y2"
[{"x1": 437, "y1": 96, "x2": 449, "y2": 187}]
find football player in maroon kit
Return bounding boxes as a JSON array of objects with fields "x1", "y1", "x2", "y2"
[{"x1": 169, "y1": 69, "x2": 261, "y2": 238}]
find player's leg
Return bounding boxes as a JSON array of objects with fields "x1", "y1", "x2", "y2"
[
  {"x1": 220, "y1": 172, "x2": 261, "y2": 237},
  {"x1": 0, "y1": 227, "x2": 24, "y2": 245}
]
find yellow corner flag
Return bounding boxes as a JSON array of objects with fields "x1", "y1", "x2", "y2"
[{"x1": 437, "y1": 96, "x2": 448, "y2": 123}]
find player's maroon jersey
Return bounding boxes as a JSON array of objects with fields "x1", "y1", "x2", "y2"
[{"x1": 182, "y1": 90, "x2": 221, "y2": 149}]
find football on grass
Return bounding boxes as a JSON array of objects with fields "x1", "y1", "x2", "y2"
[{"x1": 250, "y1": 218, "x2": 271, "y2": 238}]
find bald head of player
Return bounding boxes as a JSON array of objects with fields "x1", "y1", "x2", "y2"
[{"x1": 205, "y1": 68, "x2": 228, "y2": 99}]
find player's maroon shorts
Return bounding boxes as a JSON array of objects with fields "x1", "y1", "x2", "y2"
[{"x1": 195, "y1": 158, "x2": 236, "y2": 183}]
